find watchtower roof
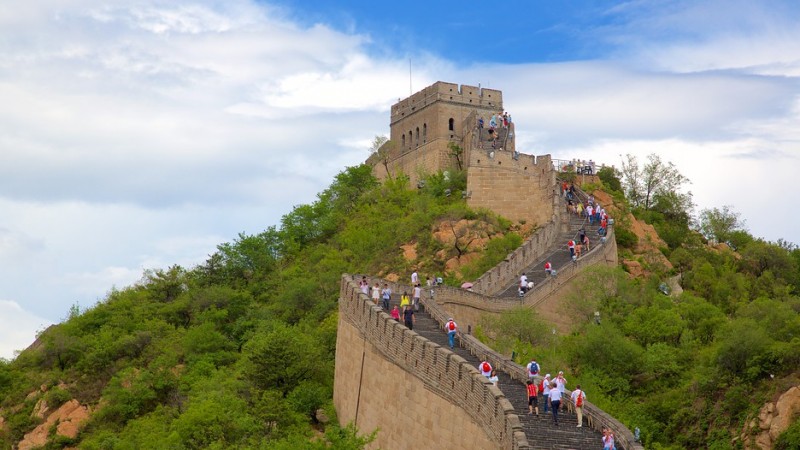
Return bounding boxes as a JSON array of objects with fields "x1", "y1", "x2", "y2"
[{"x1": 390, "y1": 81, "x2": 503, "y2": 125}]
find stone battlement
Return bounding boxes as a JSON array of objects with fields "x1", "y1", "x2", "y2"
[
  {"x1": 391, "y1": 82, "x2": 503, "y2": 125},
  {"x1": 335, "y1": 275, "x2": 528, "y2": 450}
]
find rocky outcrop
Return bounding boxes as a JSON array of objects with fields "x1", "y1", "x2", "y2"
[
  {"x1": 18, "y1": 400, "x2": 90, "y2": 450},
  {"x1": 740, "y1": 385, "x2": 800, "y2": 449}
]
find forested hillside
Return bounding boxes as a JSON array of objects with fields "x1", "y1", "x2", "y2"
[
  {"x1": 1, "y1": 159, "x2": 798, "y2": 450},
  {"x1": 479, "y1": 159, "x2": 800, "y2": 450},
  {"x1": 0, "y1": 165, "x2": 521, "y2": 449}
]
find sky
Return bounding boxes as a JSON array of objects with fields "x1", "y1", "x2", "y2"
[{"x1": 1, "y1": 0, "x2": 798, "y2": 359}]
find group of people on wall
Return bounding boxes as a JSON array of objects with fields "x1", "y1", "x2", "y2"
[
  {"x1": 360, "y1": 271, "x2": 441, "y2": 331},
  {"x1": 477, "y1": 111, "x2": 514, "y2": 150},
  {"x1": 356, "y1": 272, "x2": 620, "y2": 449}
]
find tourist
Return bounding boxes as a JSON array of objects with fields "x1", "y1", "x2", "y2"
[
  {"x1": 519, "y1": 273, "x2": 530, "y2": 294},
  {"x1": 587, "y1": 204, "x2": 594, "y2": 225},
  {"x1": 381, "y1": 284, "x2": 392, "y2": 310},
  {"x1": 359, "y1": 276, "x2": 369, "y2": 295},
  {"x1": 400, "y1": 291, "x2": 411, "y2": 309},
  {"x1": 479, "y1": 361, "x2": 492, "y2": 378},
  {"x1": 602, "y1": 428, "x2": 616, "y2": 450},
  {"x1": 583, "y1": 234, "x2": 590, "y2": 252},
  {"x1": 567, "y1": 240, "x2": 575, "y2": 258},
  {"x1": 555, "y1": 371, "x2": 568, "y2": 411},
  {"x1": 526, "y1": 359, "x2": 540, "y2": 380},
  {"x1": 544, "y1": 261, "x2": 553, "y2": 276},
  {"x1": 571, "y1": 385, "x2": 586, "y2": 427},
  {"x1": 549, "y1": 381, "x2": 561, "y2": 426},
  {"x1": 541, "y1": 374, "x2": 551, "y2": 413},
  {"x1": 390, "y1": 305, "x2": 400, "y2": 321},
  {"x1": 489, "y1": 369, "x2": 499, "y2": 386},
  {"x1": 526, "y1": 379, "x2": 539, "y2": 415},
  {"x1": 445, "y1": 318, "x2": 458, "y2": 349},
  {"x1": 371, "y1": 282, "x2": 381, "y2": 306},
  {"x1": 575, "y1": 241, "x2": 582, "y2": 258},
  {"x1": 411, "y1": 270, "x2": 419, "y2": 285},
  {"x1": 403, "y1": 305, "x2": 415, "y2": 330},
  {"x1": 413, "y1": 283, "x2": 421, "y2": 311}
]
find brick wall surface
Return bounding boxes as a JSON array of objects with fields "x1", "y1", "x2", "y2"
[
  {"x1": 466, "y1": 151, "x2": 556, "y2": 227},
  {"x1": 432, "y1": 227, "x2": 618, "y2": 334},
  {"x1": 334, "y1": 278, "x2": 528, "y2": 450}
]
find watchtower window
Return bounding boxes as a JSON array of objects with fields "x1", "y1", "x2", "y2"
[
  {"x1": 402, "y1": 134, "x2": 406, "y2": 148},
  {"x1": 409, "y1": 130, "x2": 413, "y2": 147},
  {"x1": 423, "y1": 123, "x2": 427, "y2": 142},
  {"x1": 415, "y1": 127, "x2": 420, "y2": 146},
  {"x1": 448, "y1": 118, "x2": 454, "y2": 131}
]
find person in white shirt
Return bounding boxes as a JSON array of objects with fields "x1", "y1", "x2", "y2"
[
  {"x1": 412, "y1": 284, "x2": 421, "y2": 311},
  {"x1": 519, "y1": 273, "x2": 529, "y2": 294},
  {"x1": 411, "y1": 271, "x2": 419, "y2": 285},
  {"x1": 370, "y1": 283, "x2": 380, "y2": 306},
  {"x1": 445, "y1": 318, "x2": 458, "y2": 349},
  {"x1": 548, "y1": 382, "x2": 561, "y2": 426},
  {"x1": 489, "y1": 369, "x2": 499, "y2": 387},
  {"x1": 555, "y1": 371, "x2": 567, "y2": 411},
  {"x1": 541, "y1": 374, "x2": 551, "y2": 413},
  {"x1": 478, "y1": 361, "x2": 492, "y2": 378},
  {"x1": 526, "y1": 359, "x2": 540, "y2": 380},
  {"x1": 571, "y1": 385, "x2": 586, "y2": 427}
]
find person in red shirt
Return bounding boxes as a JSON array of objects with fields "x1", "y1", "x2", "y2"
[
  {"x1": 544, "y1": 261, "x2": 552, "y2": 275},
  {"x1": 526, "y1": 379, "x2": 539, "y2": 415}
]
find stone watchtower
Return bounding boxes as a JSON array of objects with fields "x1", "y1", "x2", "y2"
[
  {"x1": 372, "y1": 81, "x2": 506, "y2": 185},
  {"x1": 370, "y1": 81, "x2": 555, "y2": 227}
]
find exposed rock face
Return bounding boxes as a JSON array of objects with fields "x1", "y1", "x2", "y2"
[
  {"x1": 31, "y1": 398, "x2": 49, "y2": 420},
  {"x1": 741, "y1": 385, "x2": 800, "y2": 449},
  {"x1": 18, "y1": 400, "x2": 90, "y2": 450},
  {"x1": 401, "y1": 243, "x2": 418, "y2": 261}
]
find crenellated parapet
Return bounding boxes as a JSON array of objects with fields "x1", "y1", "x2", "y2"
[
  {"x1": 335, "y1": 275, "x2": 530, "y2": 450},
  {"x1": 390, "y1": 82, "x2": 502, "y2": 126}
]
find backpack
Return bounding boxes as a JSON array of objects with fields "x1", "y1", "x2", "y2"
[
  {"x1": 481, "y1": 362, "x2": 490, "y2": 373},
  {"x1": 539, "y1": 380, "x2": 546, "y2": 393},
  {"x1": 447, "y1": 321, "x2": 456, "y2": 331},
  {"x1": 576, "y1": 391, "x2": 584, "y2": 407},
  {"x1": 529, "y1": 362, "x2": 539, "y2": 375}
]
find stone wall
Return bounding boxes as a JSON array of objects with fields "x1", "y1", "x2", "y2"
[
  {"x1": 469, "y1": 166, "x2": 564, "y2": 296},
  {"x1": 334, "y1": 276, "x2": 529, "y2": 450},
  {"x1": 466, "y1": 150, "x2": 557, "y2": 228},
  {"x1": 431, "y1": 226, "x2": 618, "y2": 335},
  {"x1": 369, "y1": 252, "x2": 641, "y2": 450}
]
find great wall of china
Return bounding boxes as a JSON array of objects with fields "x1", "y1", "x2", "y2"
[{"x1": 334, "y1": 82, "x2": 643, "y2": 449}]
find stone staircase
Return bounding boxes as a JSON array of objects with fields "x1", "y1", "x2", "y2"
[
  {"x1": 495, "y1": 201, "x2": 588, "y2": 298},
  {"x1": 391, "y1": 298, "x2": 606, "y2": 450}
]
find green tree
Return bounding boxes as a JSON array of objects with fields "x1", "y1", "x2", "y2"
[
  {"x1": 620, "y1": 153, "x2": 690, "y2": 212},
  {"x1": 369, "y1": 135, "x2": 393, "y2": 179},
  {"x1": 698, "y1": 205, "x2": 745, "y2": 244},
  {"x1": 241, "y1": 323, "x2": 324, "y2": 396},
  {"x1": 596, "y1": 166, "x2": 622, "y2": 193},
  {"x1": 448, "y1": 141, "x2": 464, "y2": 171}
]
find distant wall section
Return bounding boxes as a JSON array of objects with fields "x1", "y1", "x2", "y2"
[{"x1": 466, "y1": 152, "x2": 556, "y2": 227}]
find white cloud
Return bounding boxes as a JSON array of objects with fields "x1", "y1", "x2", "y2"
[
  {"x1": 0, "y1": 0, "x2": 799, "y2": 358},
  {"x1": 0, "y1": 300, "x2": 52, "y2": 360}
]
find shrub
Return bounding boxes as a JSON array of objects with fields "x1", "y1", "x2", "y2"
[
  {"x1": 44, "y1": 386, "x2": 72, "y2": 409},
  {"x1": 615, "y1": 226, "x2": 639, "y2": 249}
]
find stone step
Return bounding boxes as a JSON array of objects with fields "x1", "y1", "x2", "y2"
[{"x1": 387, "y1": 300, "x2": 606, "y2": 450}]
